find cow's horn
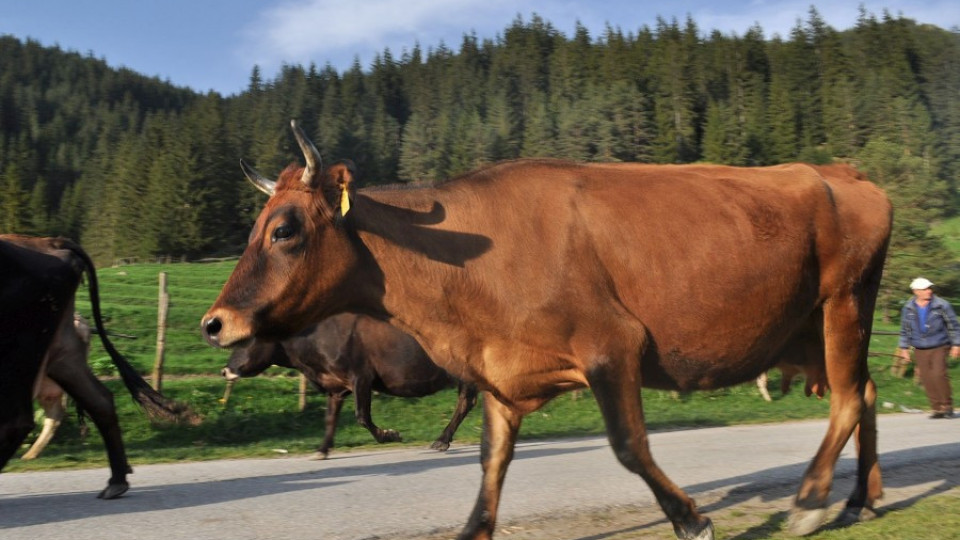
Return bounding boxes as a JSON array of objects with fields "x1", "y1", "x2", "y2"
[
  {"x1": 240, "y1": 159, "x2": 276, "y2": 196},
  {"x1": 291, "y1": 119, "x2": 322, "y2": 187}
]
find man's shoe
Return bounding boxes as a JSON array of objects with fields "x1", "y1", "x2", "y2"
[{"x1": 930, "y1": 412, "x2": 946, "y2": 419}]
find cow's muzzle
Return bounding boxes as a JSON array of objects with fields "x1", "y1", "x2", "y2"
[{"x1": 221, "y1": 367, "x2": 240, "y2": 381}]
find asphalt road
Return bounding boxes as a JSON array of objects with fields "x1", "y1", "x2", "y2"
[{"x1": 1, "y1": 413, "x2": 958, "y2": 540}]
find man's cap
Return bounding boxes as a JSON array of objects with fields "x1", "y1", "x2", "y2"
[{"x1": 910, "y1": 277, "x2": 934, "y2": 290}]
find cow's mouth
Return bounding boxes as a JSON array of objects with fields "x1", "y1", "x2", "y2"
[{"x1": 220, "y1": 367, "x2": 241, "y2": 381}]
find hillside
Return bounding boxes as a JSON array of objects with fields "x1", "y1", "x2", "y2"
[{"x1": 1, "y1": 8, "x2": 959, "y2": 307}]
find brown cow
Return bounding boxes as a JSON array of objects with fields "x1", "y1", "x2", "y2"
[
  {"x1": 1, "y1": 235, "x2": 191, "y2": 499},
  {"x1": 202, "y1": 122, "x2": 892, "y2": 540},
  {"x1": 223, "y1": 313, "x2": 477, "y2": 458}
]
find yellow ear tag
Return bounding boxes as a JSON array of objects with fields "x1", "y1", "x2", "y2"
[{"x1": 339, "y1": 187, "x2": 350, "y2": 216}]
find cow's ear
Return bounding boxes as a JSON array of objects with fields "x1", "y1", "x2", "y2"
[{"x1": 321, "y1": 160, "x2": 357, "y2": 223}]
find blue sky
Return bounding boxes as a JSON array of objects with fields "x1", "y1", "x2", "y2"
[{"x1": 2, "y1": 1, "x2": 958, "y2": 97}]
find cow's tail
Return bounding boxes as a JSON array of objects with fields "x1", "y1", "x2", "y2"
[{"x1": 65, "y1": 241, "x2": 198, "y2": 424}]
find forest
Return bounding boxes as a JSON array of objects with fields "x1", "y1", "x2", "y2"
[{"x1": 0, "y1": 7, "x2": 958, "y2": 312}]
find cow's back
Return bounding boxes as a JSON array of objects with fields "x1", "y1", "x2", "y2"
[{"x1": 368, "y1": 160, "x2": 891, "y2": 391}]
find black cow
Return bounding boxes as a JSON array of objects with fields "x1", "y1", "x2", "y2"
[
  {"x1": 1, "y1": 236, "x2": 82, "y2": 471},
  {"x1": 224, "y1": 313, "x2": 477, "y2": 458},
  {"x1": 0, "y1": 235, "x2": 191, "y2": 499}
]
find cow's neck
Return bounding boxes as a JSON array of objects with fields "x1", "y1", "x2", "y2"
[{"x1": 351, "y1": 187, "x2": 493, "y2": 379}]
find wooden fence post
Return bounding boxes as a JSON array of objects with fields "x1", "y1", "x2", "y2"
[
  {"x1": 152, "y1": 272, "x2": 169, "y2": 392},
  {"x1": 299, "y1": 373, "x2": 308, "y2": 411}
]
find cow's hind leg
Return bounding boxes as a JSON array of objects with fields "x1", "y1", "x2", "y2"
[
  {"x1": 47, "y1": 361, "x2": 131, "y2": 499},
  {"x1": 431, "y1": 382, "x2": 478, "y2": 451},
  {"x1": 789, "y1": 297, "x2": 882, "y2": 535},
  {"x1": 587, "y1": 353, "x2": 713, "y2": 540},
  {"x1": 835, "y1": 377, "x2": 882, "y2": 526},
  {"x1": 458, "y1": 392, "x2": 522, "y2": 540},
  {"x1": 0, "y1": 399, "x2": 35, "y2": 470},
  {"x1": 353, "y1": 376, "x2": 401, "y2": 443}
]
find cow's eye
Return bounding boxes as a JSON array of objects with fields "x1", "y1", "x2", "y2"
[{"x1": 272, "y1": 224, "x2": 294, "y2": 242}]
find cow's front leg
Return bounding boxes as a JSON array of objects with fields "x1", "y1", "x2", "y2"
[
  {"x1": 458, "y1": 392, "x2": 522, "y2": 540},
  {"x1": 432, "y1": 381, "x2": 478, "y2": 451},
  {"x1": 314, "y1": 392, "x2": 346, "y2": 459},
  {"x1": 586, "y1": 351, "x2": 713, "y2": 540},
  {"x1": 353, "y1": 377, "x2": 400, "y2": 443}
]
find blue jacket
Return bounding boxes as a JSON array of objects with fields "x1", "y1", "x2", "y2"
[{"x1": 899, "y1": 295, "x2": 960, "y2": 350}]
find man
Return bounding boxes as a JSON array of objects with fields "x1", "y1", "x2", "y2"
[{"x1": 897, "y1": 277, "x2": 960, "y2": 418}]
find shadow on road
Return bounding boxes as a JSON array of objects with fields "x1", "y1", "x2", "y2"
[
  {"x1": 564, "y1": 443, "x2": 960, "y2": 540},
  {"x1": 2, "y1": 438, "x2": 958, "y2": 535}
]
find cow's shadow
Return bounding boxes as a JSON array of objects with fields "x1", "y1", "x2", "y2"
[
  {"x1": 1, "y1": 437, "x2": 957, "y2": 535},
  {"x1": 569, "y1": 441, "x2": 960, "y2": 540}
]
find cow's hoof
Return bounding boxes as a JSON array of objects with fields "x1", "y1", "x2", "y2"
[
  {"x1": 834, "y1": 506, "x2": 877, "y2": 527},
  {"x1": 377, "y1": 430, "x2": 402, "y2": 443},
  {"x1": 97, "y1": 481, "x2": 129, "y2": 500},
  {"x1": 787, "y1": 506, "x2": 825, "y2": 536},
  {"x1": 430, "y1": 440, "x2": 451, "y2": 451},
  {"x1": 309, "y1": 451, "x2": 330, "y2": 460},
  {"x1": 677, "y1": 517, "x2": 714, "y2": 540}
]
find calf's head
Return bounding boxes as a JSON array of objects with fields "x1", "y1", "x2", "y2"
[
  {"x1": 202, "y1": 121, "x2": 360, "y2": 348},
  {"x1": 222, "y1": 339, "x2": 285, "y2": 380}
]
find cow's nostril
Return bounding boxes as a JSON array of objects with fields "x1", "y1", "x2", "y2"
[{"x1": 204, "y1": 317, "x2": 223, "y2": 337}]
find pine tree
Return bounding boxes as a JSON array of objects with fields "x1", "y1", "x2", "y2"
[
  {"x1": 520, "y1": 90, "x2": 556, "y2": 158},
  {"x1": 859, "y1": 137, "x2": 954, "y2": 313},
  {"x1": 702, "y1": 100, "x2": 744, "y2": 164},
  {"x1": 444, "y1": 108, "x2": 491, "y2": 176},
  {"x1": 398, "y1": 111, "x2": 438, "y2": 183},
  {"x1": 26, "y1": 177, "x2": 49, "y2": 234},
  {"x1": 142, "y1": 118, "x2": 204, "y2": 256},
  {"x1": 766, "y1": 72, "x2": 798, "y2": 162},
  {"x1": 0, "y1": 161, "x2": 25, "y2": 232},
  {"x1": 553, "y1": 94, "x2": 594, "y2": 162},
  {"x1": 649, "y1": 17, "x2": 699, "y2": 163}
]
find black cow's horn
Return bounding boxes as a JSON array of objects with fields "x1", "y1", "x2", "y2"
[
  {"x1": 291, "y1": 119, "x2": 322, "y2": 187},
  {"x1": 240, "y1": 159, "x2": 276, "y2": 196}
]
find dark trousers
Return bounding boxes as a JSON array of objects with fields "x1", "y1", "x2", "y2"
[{"x1": 914, "y1": 346, "x2": 953, "y2": 414}]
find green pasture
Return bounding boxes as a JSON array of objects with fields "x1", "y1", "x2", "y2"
[{"x1": 7, "y1": 257, "x2": 950, "y2": 475}]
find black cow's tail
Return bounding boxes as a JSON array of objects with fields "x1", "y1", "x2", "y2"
[{"x1": 66, "y1": 241, "x2": 197, "y2": 424}]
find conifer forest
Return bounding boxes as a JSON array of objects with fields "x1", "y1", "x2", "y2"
[{"x1": 1, "y1": 8, "x2": 958, "y2": 311}]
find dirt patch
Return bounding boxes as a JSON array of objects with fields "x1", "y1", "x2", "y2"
[{"x1": 413, "y1": 458, "x2": 960, "y2": 540}]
